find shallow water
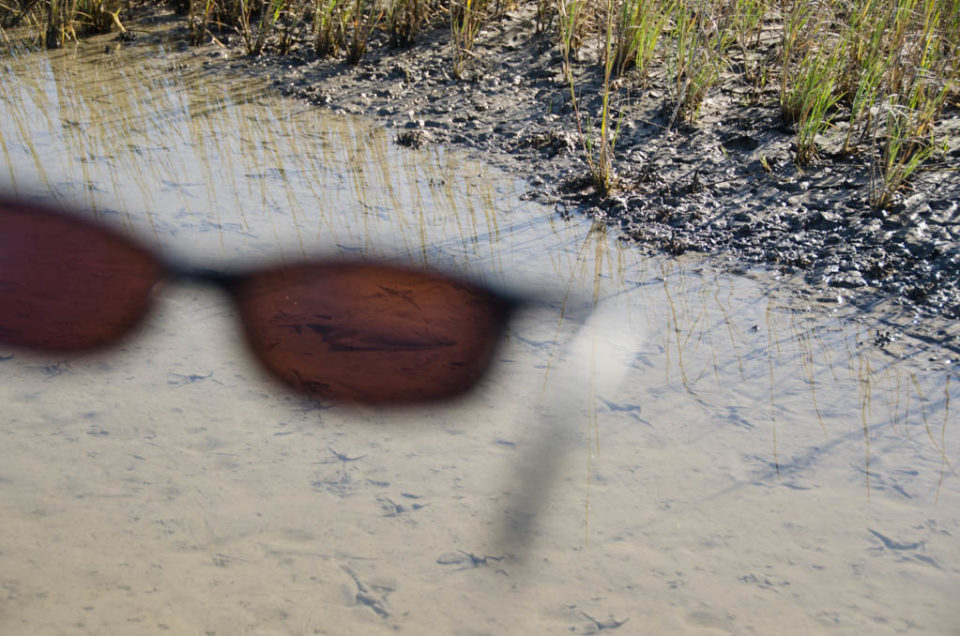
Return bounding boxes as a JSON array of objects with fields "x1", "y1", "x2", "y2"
[{"x1": 1, "y1": 32, "x2": 958, "y2": 635}]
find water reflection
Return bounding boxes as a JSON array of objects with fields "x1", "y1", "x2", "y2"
[{"x1": 1, "y1": 31, "x2": 957, "y2": 635}]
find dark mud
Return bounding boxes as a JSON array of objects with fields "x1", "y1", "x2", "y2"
[{"x1": 133, "y1": 6, "x2": 960, "y2": 357}]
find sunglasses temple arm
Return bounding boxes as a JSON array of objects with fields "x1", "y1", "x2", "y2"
[
  {"x1": 496, "y1": 299, "x2": 641, "y2": 559},
  {"x1": 499, "y1": 273, "x2": 652, "y2": 327}
]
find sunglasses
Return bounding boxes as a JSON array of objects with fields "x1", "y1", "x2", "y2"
[{"x1": 0, "y1": 195, "x2": 527, "y2": 405}]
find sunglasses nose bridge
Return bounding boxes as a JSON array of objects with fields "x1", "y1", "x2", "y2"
[
  {"x1": 2, "y1": 199, "x2": 521, "y2": 404},
  {"x1": 164, "y1": 264, "x2": 246, "y2": 295}
]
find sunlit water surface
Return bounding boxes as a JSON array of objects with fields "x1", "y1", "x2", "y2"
[{"x1": 1, "y1": 32, "x2": 957, "y2": 635}]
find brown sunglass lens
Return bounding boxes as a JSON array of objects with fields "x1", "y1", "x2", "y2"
[
  {"x1": 0, "y1": 198, "x2": 163, "y2": 352},
  {"x1": 235, "y1": 263, "x2": 512, "y2": 404}
]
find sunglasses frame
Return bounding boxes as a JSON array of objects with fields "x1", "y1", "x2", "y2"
[{"x1": 0, "y1": 195, "x2": 590, "y2": 405}]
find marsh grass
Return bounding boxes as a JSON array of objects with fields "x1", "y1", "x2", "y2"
[
  {"x1": 345, "y1": 0, "x2": 383, "y2": 61},
  {"x1": 556, "y1": 0, "x2": 593, "y2": 81},
  {"x1": 387, "y1": 0, "x2": 433, "y2": 46},
  {"x1": 586, "y1": 0, "x2": 618, "y2": 192},
  {"x1": 1, "y1": 0, "x2": 124, "y2": 47},
  {"x1": 2, "y1": 0, "x2": 957, "y2": 207},
  {"x1": 870, "y1": 79, "x2": 951, "y2": 208},
  {"x1": 237, "y1": 0, "x2": 287, "y2": 54},
  {"x1": 668, "y1": 0, "x2": 734, "y2": 123},
  {"x1": 825, "y1": 0, "x2": 955, "y2": 206},
  {"x1": 312, "y1": 0, "x2": 349, "y2": 55},
  {"x1": 450, "y1": 0, "x2": 491, "y2": 77},
  {"x1": 727, "y1": 0, "x2": 770, "y2": 89},
  {"x1": 611, "y1": 0, "x2": 670, "y2": 80},
  {"x1": 780, "y1": 4, "x2": 842, "y2": 165}
]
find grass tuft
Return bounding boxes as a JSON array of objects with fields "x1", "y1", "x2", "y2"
[{"x1": 2, "y1": 0, "x2": 957, "y2": 206}]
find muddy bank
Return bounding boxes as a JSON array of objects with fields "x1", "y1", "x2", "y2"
[{"x1": 134, "y1": 6, "x2": 959, "y2": 356}]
